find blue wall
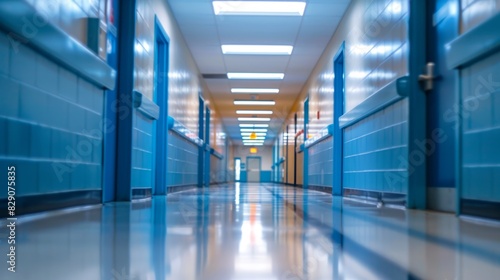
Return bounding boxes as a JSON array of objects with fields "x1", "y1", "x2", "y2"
[
  {"x1": 308, "y1": 137, "x2": 333, "y2": 188},
  {"x1": 0, "y1": 32, "x2": 104, "y2": 199},
  {"x1": 343, "y1": 99, "x2": 409, "y2": 194},
  {"x1": 131, "y1": 111, "x2": 155, "y2": 189},
  {"x1": 167, "y1": 132, "x2": 199, "y2": 187}
]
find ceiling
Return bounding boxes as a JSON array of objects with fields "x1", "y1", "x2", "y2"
[{"x1": 166, "y1": 0, "x2": 351, "y2": 145}]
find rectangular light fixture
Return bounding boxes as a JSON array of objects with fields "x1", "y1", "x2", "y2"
[
  {"x1": 234, "y1": 100, "x2": 276, "y2": 106},
  {"x1": 244, "y1": 143, "x2": 264, "y2": 146},
  {"x1": 242, "y1": 137, "x2": 266, "y2": 140},
  {"x1": 222, "y1": 45, "x2": 293, "y2": 55},
  {"x1": 238, "y1": 118, "x2": 271, "y2": 122},
  {"x1": 227, "y1": 73, "x2": 284, "y2": 80},
  {"x1": 213, "y1": 1, "x2": 306, "y2": 16},
  {"x1": 238, "y1": 117, "x2": 270, "y2": 121},
  {"x1": 239, "y1": 124, "x2": 269, "y2": 128},
  {"x1": 240, "y1": 129, "x2": 268, "y2": 132},
  {"x1": 236, "y1": 110, "x2": 273, "y2": 115},
  {"x1": 241, "y1": 133, "x2": 266, "y2": 136},
  {"x1": 243, "y1": 140, "x2": 265, "y2": 143},
  {"x1": 232, "y1": 88, "x2": 279, "y2": 94}
]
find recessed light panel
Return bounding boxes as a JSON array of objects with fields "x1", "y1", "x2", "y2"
[
  {"x1": 236, "y1": 110, "x2": 273, "y2": 115},
  {"x1": 213, "y1": 1, "x2": 306, "y2": 16},
  {"x1": 244, "y1": 143, "x2": 264, "y2": 146},
  {"x1": 227, "y1": 73, "x2": 284, "y2": 80},
  {"x1": 238, "y1": 117, "x2": 271, "y2": 122},
  {"x1": 242, "y1": 137, "x2": 266, "y2": 140},
  {"x1": 241, "y1": 133, "x2": 267, "y2": 136},
  {"x1": 222, "y1": 45, "x2": 293, "y2": 55},
  {"x1": 232, "y1": 88, "x2": 279, "y2": 94},
  {"x1": 240, "y1": 129, "x2": 268, "y2": 132},
  {"x1": 239, "y1": 124, "x2": 269, "y2": 127},
  {"x1": 234, "y1": 100, "x2": 276, "y2": 106}
]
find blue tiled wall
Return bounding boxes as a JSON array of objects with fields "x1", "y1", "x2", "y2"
[
  {"x1": 131, "y1": 111, "x2": 155, "y2": 189},
  {"x1": 167, "y1": 132, "x2": 198, "y2": 187},
  {"x1": 308, "y1": 137, "x2": 333, "y2": 188},
  {"x1": 275, "y1": 0, "x2": 410, "y2": 194},
  {"x1": 343, "y1": 99, "x2": 409, "y2": 193},
  {"x1": 0, "y1": 31, "x2": 104, "y2": 198},
  {"x1": 460, "y1": 51, "x2": 500, "y2": 202}
]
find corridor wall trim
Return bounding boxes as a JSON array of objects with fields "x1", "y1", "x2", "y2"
[
  {"x1": 133, "y1": 91, "x2": 160, "y2": 120},
  {"x1": 446, "y1": 13, "x2": 500, "y2": 69},
  {"x1": 304, "y1": 124, "x2": 334, "y2": 149},
  {"x1": 210, "y1": 147, "x2": 223, "y2": 160},
  {"x1": 167, "y1": 116, "x2": 204, "y2": 147},
  {"x1": 339, "y1": 76, "x2": 410, "y2": 129},
  {"x1": 0, "y1": 0, "x2": 116, "y2": 90}
]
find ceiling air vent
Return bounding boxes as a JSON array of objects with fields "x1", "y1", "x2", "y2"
[{"x1": 202, "y1": 74, "x2": 228, "y2": 79}]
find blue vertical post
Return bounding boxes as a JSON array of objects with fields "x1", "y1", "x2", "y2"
[
  {"x1": 303, "y1": 98, "x2": 309, "y2": 189},
  {"x1": 115, "y1": 0, "x2": 137, "y2": 201},
  {"x1": 198, "y1": 96, "x2": 205, "y2": 188},
  {"x1": 407, "y1": 0, "x2": 428, "y2": 209},
  {"x1": 204, "y1": 108, "x2": 211, "y2": 188},
  {"x1": 102, "y1": 0, "x2": 119, "y2": 203}
]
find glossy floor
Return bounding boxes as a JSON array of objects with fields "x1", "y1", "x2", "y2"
[{"x1": 1, "y1": 183, "x2": 500, "y2": 279}]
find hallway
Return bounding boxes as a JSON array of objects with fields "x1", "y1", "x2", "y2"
[
  {"x1": 1, "y1": 0, "x2": 500, "y2": 278},
  {"x1": 2, "y1": 183, "x2": 499, "y2": 280}
]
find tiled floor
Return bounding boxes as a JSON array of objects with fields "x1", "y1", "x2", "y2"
[{"x1": 1, "y1": 183, "x2": 500, "y2": 279}]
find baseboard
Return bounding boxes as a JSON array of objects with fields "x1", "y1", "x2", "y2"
[
  {"x1": 0, "y1": 190, "x2": 102, "y2": 218},
  {"x1": 132, "y1": 188, "x2": 152, "y2": 199},
  {"x1": 167, "y1": 185, "x2": 197, "y2": 194},
  {"x1": 461, "y1": 199, "x2": 500, "y2": 220},
  {"x1": 290, "y1": 184, "x2": 332, "y2": 194},
  {"x1": 427, "y1": 187, "x2": 455, "y2": 213},
  {"x1": 343, "y1": 188, "x2": 406, "y2": 207}
]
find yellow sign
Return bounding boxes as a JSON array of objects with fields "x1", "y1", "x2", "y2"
[
  {"x1": 250, "y1": 147, "x2": 258, "y2": 154},
  {"x1": 250, "y1": 132, "x2": 257, "y2": 139}
]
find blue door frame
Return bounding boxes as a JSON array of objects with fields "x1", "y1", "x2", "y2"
[
  {"x1": 204, "y1": 108, "x2": 211, "y2": 188},
  {"x1": 154, "y1": 17, "x2": 170, "y2": 195},
  {"x1": 198, "y1": 96, "x2": 205, "y2": 188},
  {"x1": 333, "y1": 43, "x2": 345, "y2": 196},
  {"x1": 407, "y1": 0, "x2": 428, "y2": 209},
  {"x1": 303, "y1": 97, "x2": 309, "y2": 188}
]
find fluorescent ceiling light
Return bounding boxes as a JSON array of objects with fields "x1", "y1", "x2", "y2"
[
  {"x1": 243, "y1": 140, "x2": 265, "y2": 143},
  {"x1": 227, "y1": 73, "x2": 284, "y2": 80},
  {"x1": 240, "y1": 129, "x2": 268, "y2": 132},
  {"x1": 238, "y1": 117, "x2": 270, "y2": 122},
  {"x1": 232, "y1": 88, "x2": 279, "y2": 94},
  {"x1": 241, "y1": 133, "x2": 266, "y2": 136},
  {"x1": 234, "y1": 100, "x2": 276, "y2": 106},
  {"x1": 244, "y1": 143, "x2": 264, "y2": 146},
  {"x1": 236, "y1": 110, "x2": 273, "y2": 115},
  {"x1": 213, "y1": 1, "x2": 306, "y2": 16},
  {"x1": 222, "y1": 45, "x2": 293, "y2": 55},
  {"x1": 242, "y1": 137, "x2": 266, "y2": 140},
  {"x1": 239, "y1": 124, "x2": 269, "y2": 128}
]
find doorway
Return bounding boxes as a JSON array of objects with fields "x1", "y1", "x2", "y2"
[
  {"x1": 154, "y1": 18, "x2": 170, "y2": 195},
  {"x1": 333, "y1": 43, "x2": 345, "y2": 196},
  {"x1": 235, "y1": 157, "x2": 241, "y2": 182},
  {"x1": 247, "y1": 157, "x2": 261, "y2": 182}
]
